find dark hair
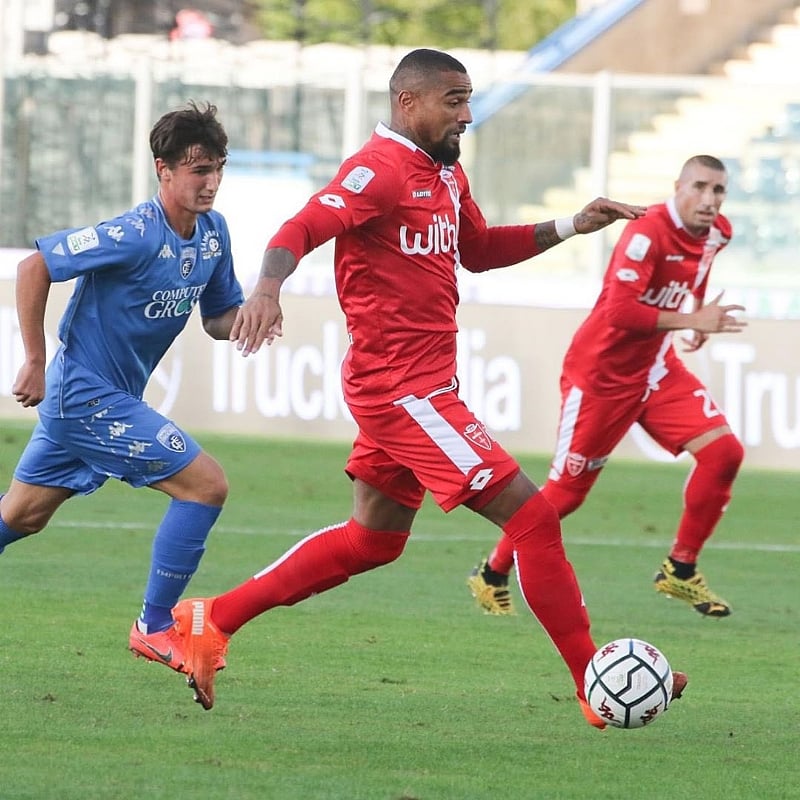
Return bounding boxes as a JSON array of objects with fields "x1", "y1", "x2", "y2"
[
  {"x1": 684, "y1": 154, "x2": 726, "y2": 173},
  {"x1": 389, "y1": 48, "x2": 467, "y2": 95},
  {"x1": 149, "y1": 100, "x2": 228, "y2": 167}
]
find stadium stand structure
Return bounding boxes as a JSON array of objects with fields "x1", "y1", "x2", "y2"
[
  {"x1": 5, "y1": 0, "x2": 800, "y2": 264},
  {"x1": 546, "y1": 6, "x2": 800, "y2": 202},
  {"x1": 501, "y1": 1, "x2": 800, "y2": 258},
  {"x1": 470, "y1": 0, "x2": 648, "y2": 127}
]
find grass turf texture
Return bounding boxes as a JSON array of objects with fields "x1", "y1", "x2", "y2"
[{"x1": 0, "y1": 422, "x2": 797, "y2": 800}]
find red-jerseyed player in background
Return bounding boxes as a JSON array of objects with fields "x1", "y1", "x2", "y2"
[
  {"x1": 169, "y1": 48, "x2": 688, "y2": 722},
  {"x1": 468, "y1": 155, "x2": 746, "y2": 619}
]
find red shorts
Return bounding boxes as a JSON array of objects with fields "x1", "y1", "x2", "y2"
[
  {"x1": 345, "y1": 382, "x2": 519, "y2": 512},
  {"x1": 550, "y1": 364, "x2": 729, "y2": 489}
]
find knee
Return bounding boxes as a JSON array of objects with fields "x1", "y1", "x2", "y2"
[
  {"x1": 2, "y1": 508, "x2": 48, "y2": 536},
  {"x1": 190, "y1": 457, "x2": 229, "y2": 506},
  {"x1": 2, "y1": 479, "x2": 76, "y2": 535},
  {"x1": 205, "y1": 469, "x2": 229, "y2": 506},
  {"x1": 697, "y1": 434, "x2": 744, "y2": 482},
  {"x1": 347, "y1": 523, "x2": 409, "y2": 569},
  {"x1": 379, "y1": 531, "x2": 408, "y2": 564},
  {"x1": 540, "y1": 481, "x2": 586, "y2": 519}
]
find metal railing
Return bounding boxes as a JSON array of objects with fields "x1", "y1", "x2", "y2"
[{"x1": 2, "y1": 55, "x2": 799, "y2": 316}]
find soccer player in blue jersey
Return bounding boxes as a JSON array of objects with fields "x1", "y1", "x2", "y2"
[{"x1": 0, "y1": 101, "x2": 243, "y2": 675}]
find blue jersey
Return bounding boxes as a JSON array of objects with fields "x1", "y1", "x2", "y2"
[{"x1": 36, "y1": 196, "x2": 243, "y2": 418}]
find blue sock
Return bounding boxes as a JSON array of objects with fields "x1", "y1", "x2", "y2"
[
  {"x1": 0, "y1": 499, "x2": 26, "y2": 555},
  {"x1": 139, "y1": 499, "x2": 221, "y2": 633}
]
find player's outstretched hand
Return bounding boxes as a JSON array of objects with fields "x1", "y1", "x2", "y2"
[
  {"x1": 691, "y1": 291, "x2": 747, "y2": 335},
  {"x1": 230, "y1": 290, "x2": 284, "y2": 357},
  {"x1": 574, "y1": 197, "x2": 648, "y2": 234}
]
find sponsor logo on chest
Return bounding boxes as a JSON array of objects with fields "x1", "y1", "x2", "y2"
[
  {"x1": 639, "y1": 279, "x2": 692, "y2": 309},
  {"x1": 399, "y1": 212, "x2": 457, "y2": 255}
]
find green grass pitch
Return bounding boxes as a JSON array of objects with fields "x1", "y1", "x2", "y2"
[{"x1": 0, "y1": 422, "x2": 797, "y2": 800}]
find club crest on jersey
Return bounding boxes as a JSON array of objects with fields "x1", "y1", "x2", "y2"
[
  {"x1": 566, "y1": 452, "x2": 587, "y2": 476},
  {"x1": 156, "y1": 423, "x2": 187, "y2": 453},
  {"x1": 179, "y1": 247, "x2": 197, "y2": 279},
  {"x1": 341, "y1": 166, "x2": 375, "y2": 194},
  {"x1": 464, "y1": 422, "x2": 492, "y2": 451}
]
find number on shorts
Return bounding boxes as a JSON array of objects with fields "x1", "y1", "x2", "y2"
[{"x1": 694, "y1": 388, "x2": 721, "y2": 418}]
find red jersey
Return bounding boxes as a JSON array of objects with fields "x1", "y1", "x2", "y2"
[
  {"x1": 269, "y1": 123, "x2": 540, "y2": 406},
  {"x1": 562, "y1": 199, "x2": 732, "y2": 399}
]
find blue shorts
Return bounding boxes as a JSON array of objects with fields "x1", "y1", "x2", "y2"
[{"x1": 14, "y1": 393, "x2": 201, "y2": 494}]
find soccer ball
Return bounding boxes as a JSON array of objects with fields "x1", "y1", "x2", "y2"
[{"x1": 584, "y1": 638, "x2": 673, "y2": 729}]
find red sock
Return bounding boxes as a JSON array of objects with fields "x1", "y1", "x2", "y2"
[
  {"x1": 504, "y1": 492, "x2": 596, "y2": 694},
  {"x1": 671, "y1": 434, "x2": 743, "y2": 563},
  {"x1": 487, "y1": 534, "x2": 515, "y2": 575},
  {"x1": 488, "y1": 479, "x2": 587, "y2": 575},
  {"x1": 539, "y1": 478, "x2": 587, "y2": 518},
  {"x1": 210, "y1": 519, "x2": 409, "y2": 634}
]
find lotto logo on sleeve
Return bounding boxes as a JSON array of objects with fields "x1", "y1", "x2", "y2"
[
  {"x1": 66, "y1": 227, "x2": 100, "y2": 255},
  {"x1": 341, "y1": 166, "x2": 375, "y2": 194},
  {"x1": 156, "y1": 423, "x2": 187, "y2": 453},
  {"x1": 319, "y1": 194, "x2": 346, "y2": 209},
  {"x1": 616, "y1": 267, "x2": 640, "y2": 282}
]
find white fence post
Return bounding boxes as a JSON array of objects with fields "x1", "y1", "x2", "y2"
[
  {"x1": 589, "y1": 69, "x2": 612, "y2": 279},
  {"x1": 131, "y1": 58, "x2": 153, "y2": 206}
]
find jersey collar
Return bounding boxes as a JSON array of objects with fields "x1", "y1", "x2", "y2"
[
  {"x1": 375, "y1": 121, "x2": 417, "y2": 151},
  {"x1": 666, "y1": 196, "x2": 684, "y2": 229},
  {"x1": 374, "y1": 122, "x2": 436, "y2": 166}
]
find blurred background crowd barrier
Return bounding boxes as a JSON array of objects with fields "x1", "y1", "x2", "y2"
[
  {"x1": 1, "y1": 0, "x2": 799, "y2": 468},
  {"x1": 2, "y1": 25, "x2": 800, "y2": 314}
]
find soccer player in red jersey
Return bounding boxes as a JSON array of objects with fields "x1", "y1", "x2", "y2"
[
  {"x1": 171, "y1": 48, "x2": 688, "y2": 722},
  {"x1": 468, "y1": 155, "x2": 746, "y2": 620}
]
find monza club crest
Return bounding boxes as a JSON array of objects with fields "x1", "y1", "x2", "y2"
[
  {"x1": 566, "y1": 452, "x2": 587, "y2": 476},
  {"x1": 464, "y1": 421, "x2": 492, "y2": 451}
]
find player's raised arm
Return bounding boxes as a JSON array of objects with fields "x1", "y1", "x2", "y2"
[
  {"x1": 534, "y1": 197, "x2": 647, "y2": 252},
  {"x1": 573, "y1": 197, "x2": 648, "y2": 232},
  {"x1": 231, "y1": 246, "x2": 298, "y2": 356}
]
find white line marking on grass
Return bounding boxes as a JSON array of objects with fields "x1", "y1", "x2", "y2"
[{"x1": 49, "y1": 520, "x2": 800, "y2": 553}]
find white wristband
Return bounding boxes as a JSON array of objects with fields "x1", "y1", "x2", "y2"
[{"x1": 555, "y1": 216, "x2": 577, "y2": 240}]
